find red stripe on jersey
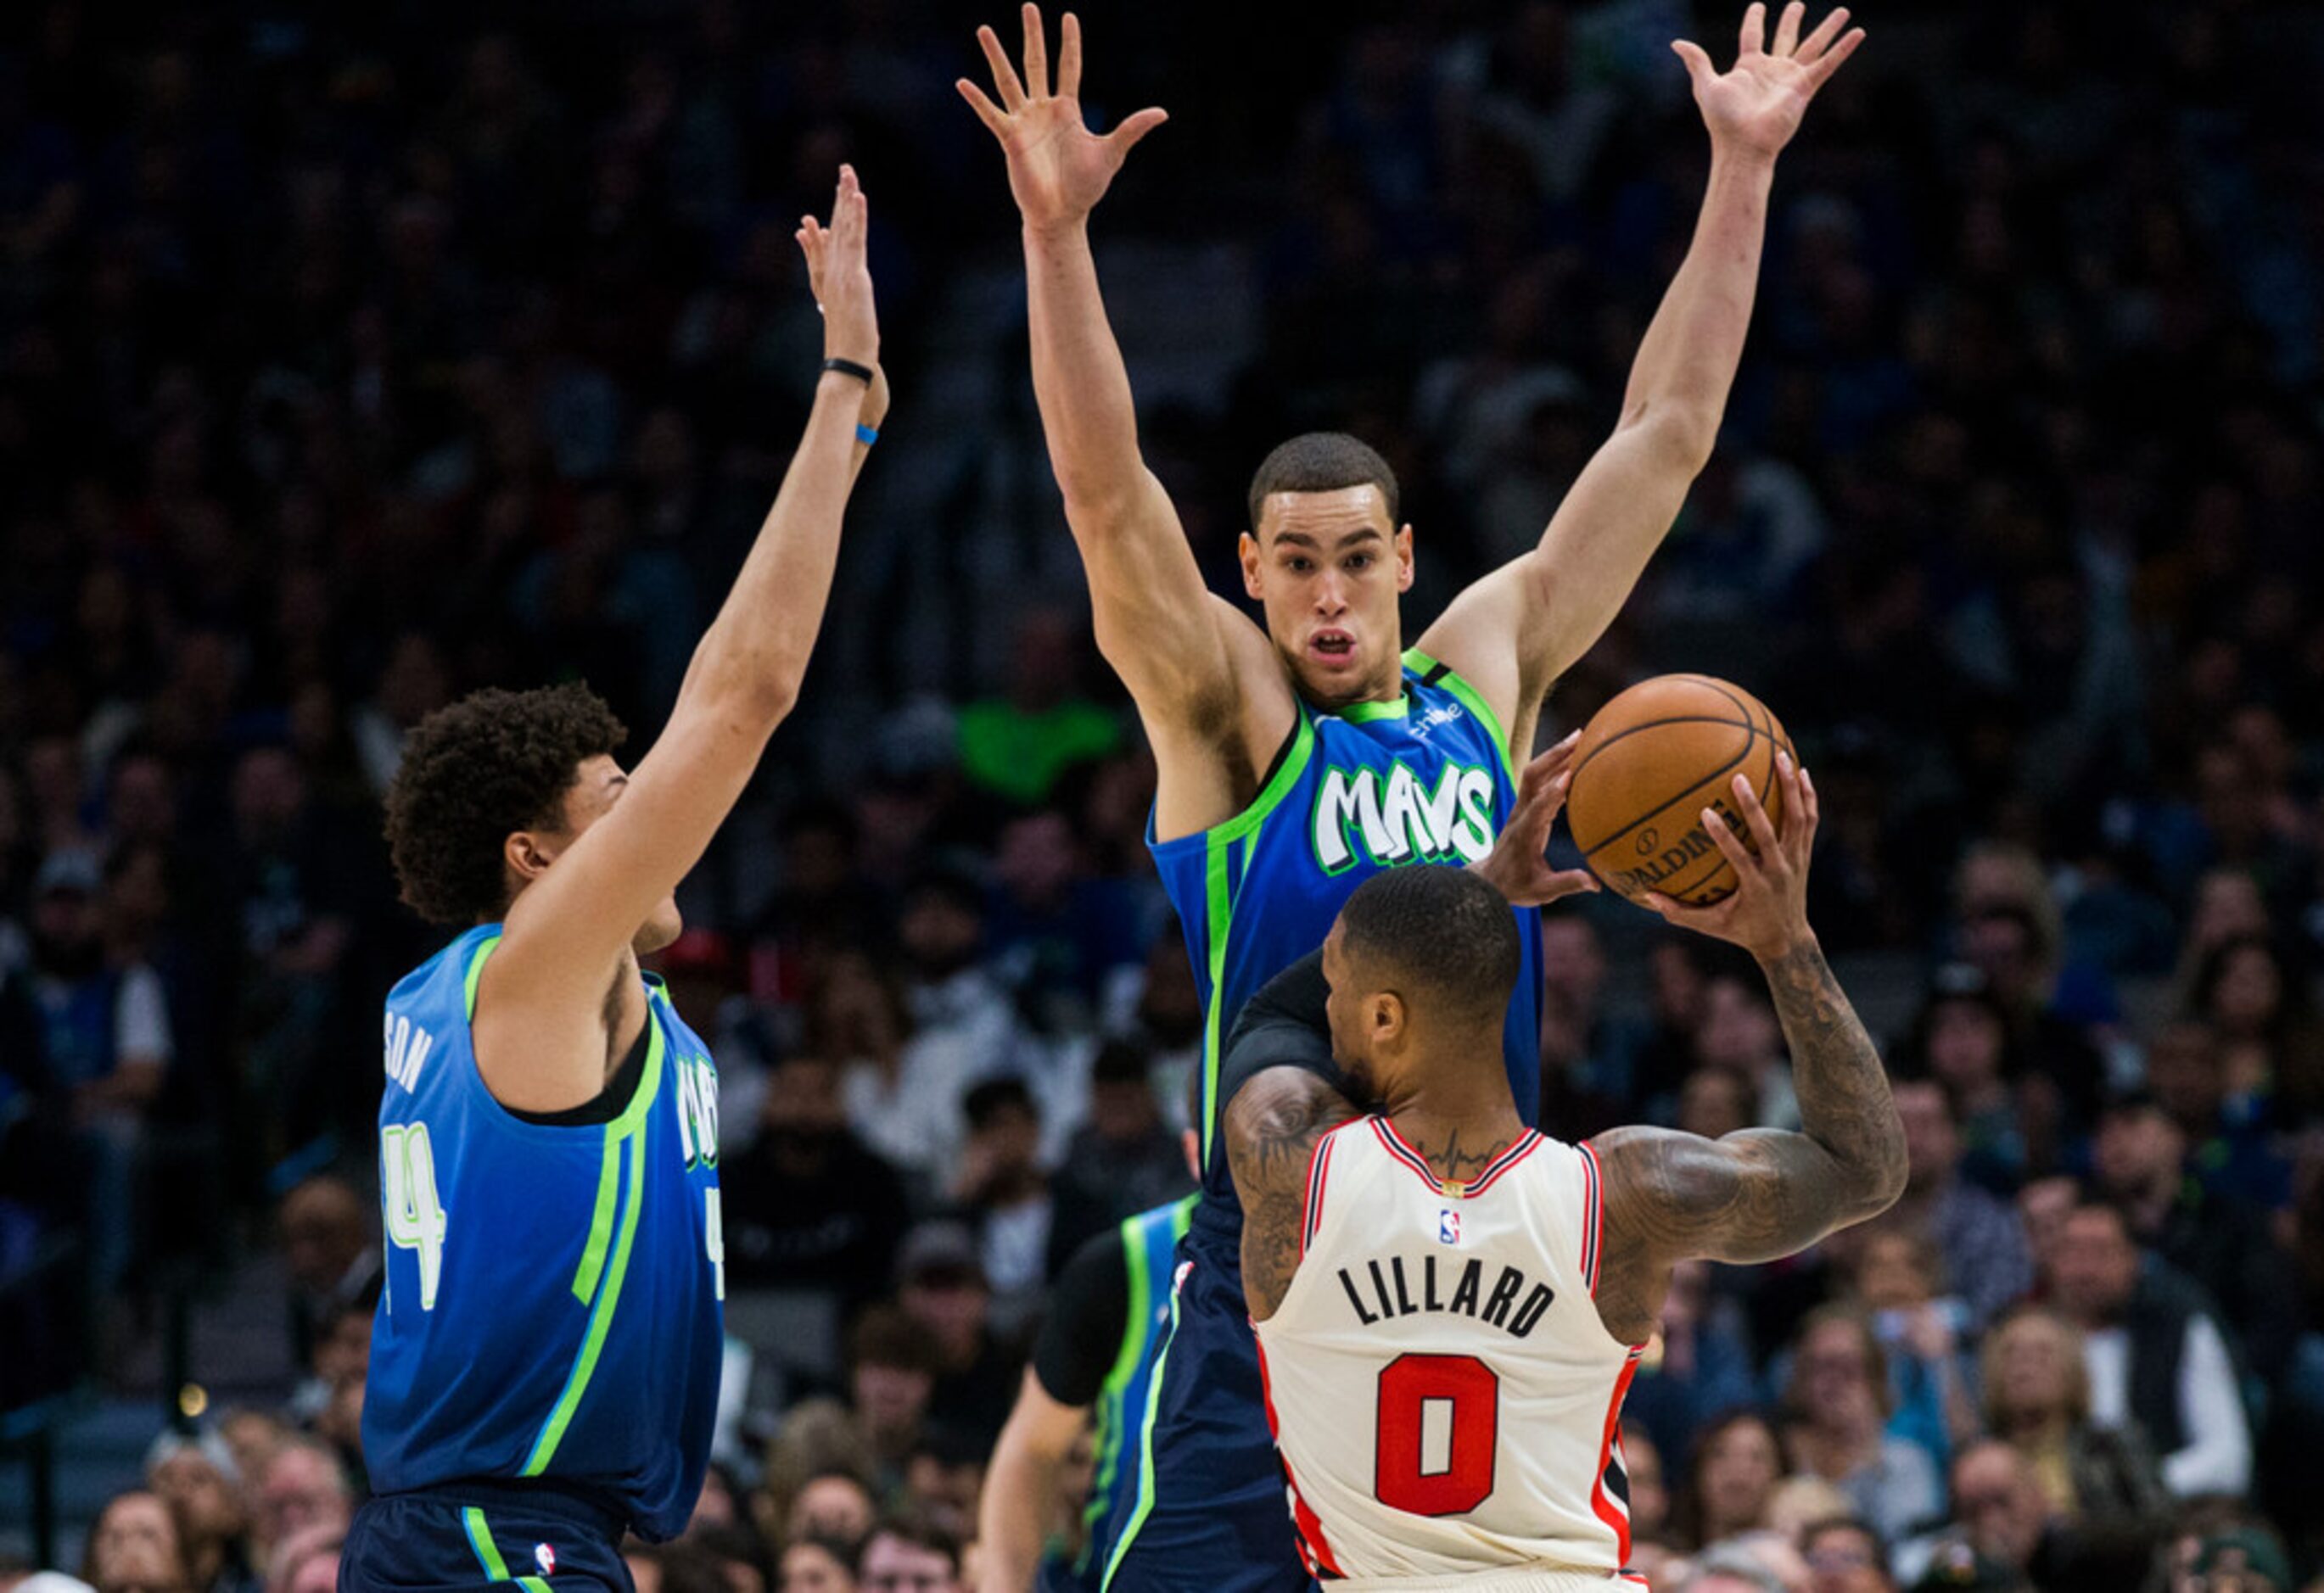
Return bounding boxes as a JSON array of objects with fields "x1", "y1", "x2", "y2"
[
  {"x1": 1253, "y1": 1334, "x2": 1347, "y2": 1579},
  {"x1": 1369, "y1": 1117, "x2": 1441, "y2": 1193},
  {"x1": 1372, "y1": 1118, "x2": 1543, "y2": 1199},
  {"x1": 1577, "y1": 1141, "x2": 1604, "y2": 1293},
  {"x1": 1589, "y1": 1349, "x2": 1645, "y2": 1565},
  {"x1": 1300, "y1": 1130, "x2": 1338, "y2": 1257}
]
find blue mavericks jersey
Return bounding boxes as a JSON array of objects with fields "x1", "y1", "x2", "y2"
[
  {"x1": 1112, "y1": 649, "x2": 1543, "y2": 1590},
  {"x1": 1072, "y1": 1196, "x2": 1198, "y2": 1589},
  {"x1": 1152, "y1": 648, "x2": 1544, "y2": 1188},
  {"x1": 365, "y1": 926, "x2": 725, "y2": 1543}
]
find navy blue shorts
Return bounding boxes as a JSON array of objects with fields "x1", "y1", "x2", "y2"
[
  {"x1": 1104, "y1": 1235, "x2": 1316, "y2": 1593},
  {"x1": 339, "y1": 1479, "x2": 634, "y2": 1592}
]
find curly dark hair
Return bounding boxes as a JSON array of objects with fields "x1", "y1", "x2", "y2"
[{"x1": 384, "y1": 683, "x2": 626, "y2": 926}]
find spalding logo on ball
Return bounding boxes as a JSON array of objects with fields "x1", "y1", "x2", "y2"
[{"x1": 1565, "y1": 674, "x2": 1793, "y2": 908}]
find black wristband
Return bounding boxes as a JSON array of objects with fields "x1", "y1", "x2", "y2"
[{"x1": 822, "y1": 356, "x2": 876, "y2": 387}]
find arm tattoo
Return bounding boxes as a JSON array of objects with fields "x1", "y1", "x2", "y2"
[
  {"x1": 1592, "y1": 938, "x2": 1903, "y2": 1344},
  {"x1": 1225, "y1": 1067, "x2": 1360, "y2": 1321}
]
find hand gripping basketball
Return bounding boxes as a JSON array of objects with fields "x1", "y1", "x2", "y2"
[{"x1": 1641, "y1": 751, "x2": 1819, "y2": 963}]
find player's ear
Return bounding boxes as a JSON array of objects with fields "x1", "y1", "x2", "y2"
[
  {"x1": 504, "y1": 828, "x2": 559, "y2": 886},
  {"x1": 1240, "y1": 529, "x2": 1264, "y2": 600},
  {"x1": 1368, "y1": 990, "x2": 1405, "y2": 1047},
  {"x1": 1395, "y1": 524, "x2": 1414, "y2": 593}
]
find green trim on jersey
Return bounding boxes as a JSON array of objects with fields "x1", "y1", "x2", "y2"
[
  {"x1": 1336, "y1": 694, "x2": 1408, "y2": 723},
  {"x1": 1188, "y1": 709, "x2": 1316, "y2": 1170},
  {"x1": 463, "y1": 1506, "x2": 554, "y2": 1593},
  {"x1": 1083, "y1": 1195, "x2": 1197, "y2": 1572},
  {"x1": 1403, "y1": 646, "x2": 1515, "y2": 779},
  {"x1": 462, "y1": 934, "x2": 504, "y2": 1021},
  {"x1": 1100, "y1": 1260, "x2": 1187, "y2": 1593},
  {"x1": 521, "y1": 1007, "x2": 667, "y2": 1477},
  {"x1": 1401, "y1": 646, "x2": 1514, "y2": 775}
]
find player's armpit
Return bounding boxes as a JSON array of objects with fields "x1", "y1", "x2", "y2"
[{"x1": 1225, "y1": 1066, "x2": 1361, "y2": 1322}]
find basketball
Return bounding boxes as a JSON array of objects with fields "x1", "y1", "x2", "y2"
[{"x1": 1565, "y1": 674, "x2": 1795, "y2": 908}]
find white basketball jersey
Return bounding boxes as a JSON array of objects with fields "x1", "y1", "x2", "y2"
[{"x1": 1252, "y1": 1117, "x2": 1647, "y2": 1588}]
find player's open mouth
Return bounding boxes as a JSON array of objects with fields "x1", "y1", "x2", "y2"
[{"x1": 1309, "y1": 630, "x2": 1356, "y2": 664}]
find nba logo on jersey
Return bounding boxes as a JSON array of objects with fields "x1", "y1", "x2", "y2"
[
  {"x1": 535, "y1": 1543, "x2": 557, "y2": 1576},
  {"x1": 1438, "y1": 1210, "x2": 1461, "y2": 1245}
]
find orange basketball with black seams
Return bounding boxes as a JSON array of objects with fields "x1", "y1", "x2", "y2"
[{"x1": 1564, "y1": 674, "x2": 1794, "y2": 908}]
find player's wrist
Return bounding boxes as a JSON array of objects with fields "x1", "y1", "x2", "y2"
[
  {"x1": 1705, "y1": 137, "x2": 1782, "y2": 176},
  {"x1": 1022, "y1": 215, "x2": 1093, "y2": 250},
  {"x1": 1750, "y1": 925, "x2": 1819, "y2": 969}
]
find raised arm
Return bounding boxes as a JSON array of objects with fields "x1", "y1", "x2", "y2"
[
  {"x1": 476, "y1": 170, "x2": 884, "y2": 1110},
  {"x1": 961, "y1": 8, "x2": 1288, "y2": 836},
  {"x1": 1589, "y1": 752, "x2": 1904, "y2": 1344},
  {"x1": 1419, "y1": 3, "x2": 1862, "y2": 742}
]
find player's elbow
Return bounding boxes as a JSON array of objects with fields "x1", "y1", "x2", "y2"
[
  {"x1": 1852, "y1": 1126, "x2": 1910, "y2": 1219},
  {"x1": 1616, "y1": 401, "x2": 1719, "y2": 478}
]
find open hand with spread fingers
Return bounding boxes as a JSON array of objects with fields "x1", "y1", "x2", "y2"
[
  {"x1": 1642, "y1": 749, "x2": 1819, "y2": 963},
  {"x1": 957, "y1": 5, "x2": 1168, "y2": 238},
  {"x1": 795, "y1": 166, "x2": 888, "y2": 433},
  {"x1": 1675, "y1": 2, "x2": 1865, "y2": 161},
  {"x1": 1470, "y1": 733, "x2": 1602, "y2": 909}
]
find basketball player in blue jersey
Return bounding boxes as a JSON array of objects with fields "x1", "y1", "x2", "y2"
[
  {"x1": 343, "y1": 168, "x2": 887, "y2": 1590},
  {"x1": 960, "y1": 7, "x2": 1864, "y2": 1588}
]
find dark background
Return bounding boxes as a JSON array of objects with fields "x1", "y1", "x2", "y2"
[{"x1": 4, "y1": 0, "x2": 2324, "y2": 1586}]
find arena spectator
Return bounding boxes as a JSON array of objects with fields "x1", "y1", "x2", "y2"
[
  {"x1": 983, "y1": 805, "x2": 1142, "y2": 1037},
  {"x1": 1044, "y1": 1040, "x2": 1196, "y2": 1269},
  {"x1": 945, "y1": 1080, "x2": 1054, "y2": 1331},
  {"x1": 841, "y1": 1308, "x2": 941, "y2": 1489},
  {"x1": 1886, "y1": 1082, "x2": 2035, "y2": 1329},
  {"x1": 724, "y1": 1052, "x2": 910, "y2": 1306},
  {"x1": 1900, "y1": 967, "x2": 2031, "y2": 1193},
  {"x1": 276, "y1": 1177, "x2": 378, "y2": 1373},
  {"x1": 857, "y1": 1514, "x2": 962, "y2": 1593},
  {"x1": 24, "y1": 847, "x2": 171, "y2": 1302},
  {"x1": 779, "y1": 1534, "x2": 860, "y2": 1593},
  {"x1": 1780, "y1": 1307, "x2": 1942, "y2": 1544},
  {"x1": 1692, "y1": 974, "x2": 1799, "y2": 1131},
  {"x1": 2042, "y1": 1204, "x2": 2250, "y2": 1499},
  {"x1": 1800, "y1": 1517, "x2": 1896, "y2": 1593},
  {"x1": 1537, "y1": 908, "x2": 1649, "y2": 1106},
  {"x1": 786, "y1": 1470, "x2": 877, "y2": 1554},
  {"x1": 1849, "y1": 1227, "x2": 1980, "y2": 1468},
  {"x1": 1677, "y1": 1409, "x2": 1789, "y2": 1552},
  {"x1": 1976, "y1": 1305, "x2": 2169, "y2": 1528},
  {"x1": 894, "y1": 1223, "x2": 1021, "y2": 1455},
  {"x1": 81, "y1": 1491, "x2": 193, "y2": 1593},
  {"x1": 2089, "y1": 1087, "x2": 2300, "y2": 1383},
  {"x1": 248, "y1": 1439, "x2": 352, "y2": 1576},
  {"x1": 1623, "y1": 1260, "x2": 1759, "y2": 1473},
  {"x1": 2187, "y1": 934, "x2": 2324, "y2": 1129},
  {"x1": 144, "y1": 1429, "x2": 256, "y2": 1593},
  {"x1": 2143, "y1": 1020, "x2": 2292, "y2": 1206}
]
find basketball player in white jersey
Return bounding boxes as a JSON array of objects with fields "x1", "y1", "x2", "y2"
[{"x1": 1223, "y1": 754, "x2": 1906, "y2": 1588}]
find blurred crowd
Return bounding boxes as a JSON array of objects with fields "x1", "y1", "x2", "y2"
[{"x1": 5, "y1": 0, "x2": 2324, "y2": 1590}]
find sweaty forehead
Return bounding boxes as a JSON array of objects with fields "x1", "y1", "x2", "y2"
[{"x1": 1256, "y1": 484, "x2": 1396, "y2": 542}]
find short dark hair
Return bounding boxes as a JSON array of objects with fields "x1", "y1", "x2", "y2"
[
  {"x1": 1090, "y1": 1039, "x2": 1152, "y2": 1088},
  {"x1": 384, "y1": 683, "x2": 626, "y2": 925},
  {"x1": 962, "y1": 1076, "x2": 1037, "y2": 1131},
  {"x1": 869, "y1": 1506, "x2": 962, "y2": 1573},
  {"x1": 1247, "y1": 432, "x2": 1399, "y2": 531},
  {"x1": 1337, "y1": 865, "x2": 1520, "y2": 1023},
  {"x1": 848, "y1": 1305, "x2": 943, "y2": 1376}
]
